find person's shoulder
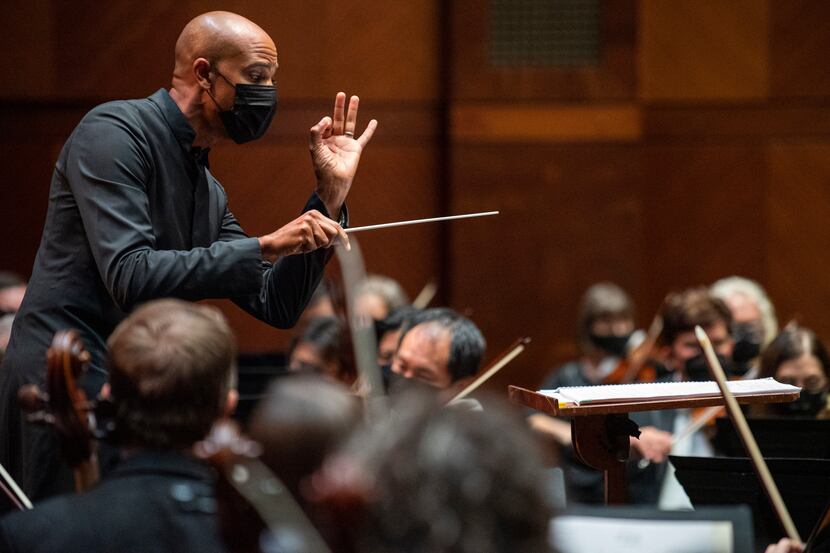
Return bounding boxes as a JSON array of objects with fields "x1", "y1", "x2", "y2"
[
  {"x1": 81, "y1": 95, "x2": 154, "y2": 128},
  {"x1": 540, "y1": 360, "x2": 586, "y2": 389},
  {"x1": 0, "y1": 493, "x2": 85, "y2": 550}
]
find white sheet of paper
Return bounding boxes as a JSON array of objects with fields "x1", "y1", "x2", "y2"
[
  {"x1": 551, "y1": 516, "x2": 734, "y2": 553},
  {"x1": 539, "y1": 377, "x2": 800, "y2": 406}
]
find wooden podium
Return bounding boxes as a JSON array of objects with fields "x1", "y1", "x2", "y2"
[{"x1": 509, "y1": 385, "x2": 800, "y2": 505}]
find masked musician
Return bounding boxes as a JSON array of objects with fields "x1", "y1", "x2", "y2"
[
  {"x1": 756, "y1": 324, "x2": 830, "y2": 418},
  {"x1": 711, "y1": 276, "x2": 779, "y2": 377},
  {"x1": 0, "y1": 11, "x2": 377, "y2": 499},
  {"x1": 0, "y1": 299, "x2": 237, "y2": 553}
]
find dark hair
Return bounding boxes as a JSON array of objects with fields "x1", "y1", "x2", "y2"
[
  {"x1": 659, "y1": 287, "x2": 733, "y2": 346},
  {"x1": 107, "y1": 299, "x2": 236, "y2": 449},
  {"x1": 576, "y1": 282, "x2": 635, "y2": 353},
  {"x1": 248, "y1": 374, "x2": 361, "y2": 496},
  {"x1": 375, "y1": 306, "x2": 421, "y2": 344},
  {"x1": 759, "y1": 325, "x2": 830, "y2": 380},
  {"x1": 290, "y1": 316, "x2": 344, "y2": 366},
  {"x1": 400, "y1": 308, "x2": 486, "y2": 382},
  {"x1": 350, "y1": 392, "x2": 553, "y2": 553},
  {"x1": 0, "y1": 271, "x2": 26, "y2": 291}
]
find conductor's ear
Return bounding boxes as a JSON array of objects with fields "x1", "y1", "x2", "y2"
[{"x1": 193, "y1": 58, "x2": 213, "y2": 90}]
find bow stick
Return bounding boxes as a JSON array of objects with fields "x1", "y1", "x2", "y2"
[
  {"x1": 696, "y1": 325, "x2": 801, "y2": 543},
  {"x1": 448, "y1": 337, "x2": 530, "y2": 405},
  {"x1": 0, "y1": 462, "x2": 31, "y2": 510}
]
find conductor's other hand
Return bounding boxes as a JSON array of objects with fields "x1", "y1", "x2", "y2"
[
  {"x1": 764, "y1": 538, "x2": 804, "y2": 553},
  {"x1": 630, "y1": 426, "x2": 672, "y2": 463},
  {"x1": 309, "y1": 92, "x2": 378, "y2": 220},
  {"x1": 259, "y1": 210, "x2": 350, "y2": 262}
]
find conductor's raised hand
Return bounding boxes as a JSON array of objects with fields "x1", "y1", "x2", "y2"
[
  {"x1": 258, "y1": 210, "x2": 350, "y2": 262},
  {"x1": 309, "y1": 92, "x2": 378, "y2": 220}
]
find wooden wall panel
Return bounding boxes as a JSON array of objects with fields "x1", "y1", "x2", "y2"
[
  {"x1": 638, "y1": 0, "x2": 770, "y2": 101},
  {"x1": 450, "y1": 0, "x2": 636, "y2": 100},
  {"x1": 449, "y1": 144, "x2": 646, "y2": 391},
  {"x1": 769, "y1": 1, "x2": 830, "y2": 98},
  {"x1": 641, "y1": 145, "x2": 768, "y2": 293},
  {"x1": 766, "y1": 143, "x2": 830, "y2": 339}
]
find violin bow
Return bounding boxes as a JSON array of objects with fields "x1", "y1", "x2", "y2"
[
  {"x1": 696, "y1": 325, "x2": 801, "y2": 543},
  {"x1": 447, "y1": 337, "x2": 531, "y2": 405},
  {"x1": 0, "y1": 462, "x2": 31, "y2": 510}
]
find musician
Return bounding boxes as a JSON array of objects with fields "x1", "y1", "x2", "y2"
[
  {"x1": 344, "y1": 392, "x2": 553, "y2": 553},
  {"x1": 355, "y1": 274, "x2": 409, "y2": 321},
  {"x1": 528, "y1": 283, "x2": 668, "y2": 504},
  {"x1": 0, "y1": 10, "x2": 377, "y2": 499},
  {"x1": 215, "y1": 375, "x2": 361, "y2": 553},
  {"x1": 0, "y1": 299, "x2": 237, "y2": 553},
  {"x1": 712, "y1": 276, "x2": 779, "y2": 376},
  {"x1": 756, "y1": 324, "x2": 829, "y2": 418},
  {"x1": 288, "y1": 316, "x2": 349, "y2": 383},
  {"x1": 649, "y1": 287, "x2": 736, "y2": 508},
  {"x1": 390, "y1": 308, "x2": 486, "y2": 392}
]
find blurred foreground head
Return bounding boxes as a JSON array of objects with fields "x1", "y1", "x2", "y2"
[
  {"x1": 107, "y1": 298, "x2": 237, "y2": 449},
  {"x1": 343, "y1": 391, "x2": 553, "y2": 553}
]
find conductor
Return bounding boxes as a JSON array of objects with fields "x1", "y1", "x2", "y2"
[{"x1": 0, "y1": 11, "x2": 377, "y2": 499}]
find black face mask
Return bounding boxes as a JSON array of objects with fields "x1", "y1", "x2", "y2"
[
  {"x1": 384, "y1": 370, "x2": 441, "y2": 397},
  {"x1": 684, "y1": 352, "x2": 735, "y2": 381},
  {"x1": 773, "y1": 388, "x2": 828, "y2": 417},
  {"x1": 209, "y1": 71, "x2": 277, "y2": 144},
  {"x1": 732, "y1": 322, "x2": 763, "y2": 365},
  {"x1": 589, "y1": 332, "x2": 631, "y2": 357}
]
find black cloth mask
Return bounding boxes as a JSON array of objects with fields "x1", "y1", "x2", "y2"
[
  {"x1": 210, "y1": 71, "x2": 277, "y2": 144},
  {"x1": 772, "y1": 388, "x2": 828, "y2": 417},
  {"x1": 589, "y1": 332, "x2": 631, "y2": 357},
  {"x1": 732, "y1": 322, "x2": 763, "y2": 365},
  {"x1": 684, "y1": 352, "x2": 735, "y2": 381}
]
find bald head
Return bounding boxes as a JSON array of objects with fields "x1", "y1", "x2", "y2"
[{"x1": 174, "y1": 11, "x2": 275, "y2": 75}]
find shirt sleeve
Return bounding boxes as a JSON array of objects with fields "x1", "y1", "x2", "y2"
[
  {"x1": 220, "y1": 193, "x2": 347, "y2": 328},
  {"x1": 65, "y1": 106, "x2": 265, "y2": 312}
]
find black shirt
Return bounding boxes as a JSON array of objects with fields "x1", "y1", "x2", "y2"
[
  {"x1": 0, "y1": 89, "x2": 341, "y2": 499},
  {"x1": 0, "y1": 451, "x2": 226, "y2": 553}
]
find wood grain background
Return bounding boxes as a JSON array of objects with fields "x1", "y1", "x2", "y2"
[{"x1": 1, "y1": 0, "x2": 829, "y2": 393}]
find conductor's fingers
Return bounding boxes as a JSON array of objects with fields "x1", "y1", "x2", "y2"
[
  {"x1": 332, "y1": 92, "x2": 346, "y2": 135},
  {"x1": 357, "y1": 119, "x2": 378, "y2": 148},
  {"x1": 344, "y1": 95, "x2": 359, "y2": 135},
  {"x1": 309, "y1": 116, "x2": 333, "y2": 149}
]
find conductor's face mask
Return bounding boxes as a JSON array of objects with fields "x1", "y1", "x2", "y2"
[{"x1": 208, "y1": 70, "x2": 277, "y2": 144}]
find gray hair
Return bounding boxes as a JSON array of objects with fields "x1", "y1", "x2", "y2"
[{"x1": 711, "y1": 276, "x2": 778, "y2": 346}]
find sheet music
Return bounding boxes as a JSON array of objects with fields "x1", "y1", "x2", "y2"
[
  {"x1": 539, "y1": 378, "x2": 800, "y2": 406},
  {"x1": 551, "y1": 516, "x2": 734, "y2": 553}
]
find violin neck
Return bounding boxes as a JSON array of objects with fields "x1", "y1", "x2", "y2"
[{"x1": 73, "y1": 456, "x2": 99, "y2": 492}]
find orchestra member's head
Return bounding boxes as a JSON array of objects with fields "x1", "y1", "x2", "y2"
[
  {"x1": 288, "y1": 316, "x2": 348, "y2": 382},
  {"x1": 346, "y1": 393, "x2": 553, "y2": 553},
  {"x1": 0, "y1": 271, "x2": 27, "y2": 315},
  {"x1": 711, "y1": 276, "x2": 778, "y2": 374},
  {"x1": 760, "y1": 325, "x2": 830, "y2": 418},
  {"x1": 391, "y1": 308, "x2": 485, "y2": 391},
  {"x1": 375, "y1": 306, "x2": 420, "y2": 368},
  {"x1": 576, "y1": 282, "x2": 637, "y2": 377},
  {"x1": 171, "y1": 11, "x2": 278, "y2": 147},
  {"x1": 298, "y1": 281, "x2": 337, "y2": 328},
  {"x1": 659, "y1": 287, "x2": 734, "y2": 381},
  {"x1": 355, "y1": 274, "x2": 409, "y2": 321},
  {"x1": 107, "y1": 299, "x2": 238, "y2": 450}
]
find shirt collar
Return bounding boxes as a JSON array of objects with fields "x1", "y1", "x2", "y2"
[{"x1": 149, "y1": 88, "x2": 210, "y2": 165}]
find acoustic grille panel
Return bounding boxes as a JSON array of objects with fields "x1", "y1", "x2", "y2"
[{"x1": 490, "y1": 0, "x2": 601, "y2": 67}]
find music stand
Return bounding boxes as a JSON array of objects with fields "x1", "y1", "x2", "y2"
[
  {"x1": 509, "y1": 385, "x2": 798, "y2": 504},
  {"x1": 551, "y1": 504, "x2": 754, "y2": 553},
  {"x1": 671, "y1": 455, "x2": 830, "y2": 548},
  {"x1": 714, "y1": 417, "x2": 830, "y2": 459}
]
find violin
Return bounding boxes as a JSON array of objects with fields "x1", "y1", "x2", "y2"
[
  {"x1": 18, "y1": 329, "x2": 112, "y2": 492},
  {"x1": 602, "y1": 314, "x2": 664, "y2": 385},
  {"x1": 195, "y1": 419, "x2": 333, "y2": 553}
]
